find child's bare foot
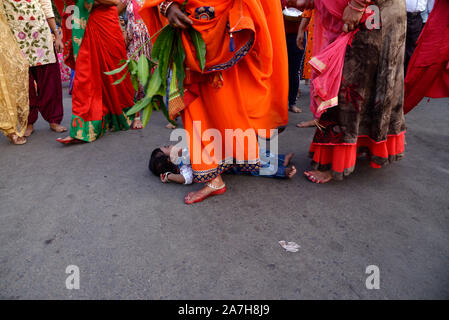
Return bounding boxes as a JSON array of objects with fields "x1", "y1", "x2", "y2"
[
  {"x1": 285, "y1": 165, "x2": 297, "y2": 179},
  {"x1": 166, "y1": 122, "x2": 176, "y2": 129},
  {"x1": 50, "y1": 123, "x2": 67, "y2": 133},
  {"x1": 283, "y1": 152, "x2": 294, "y2": 166},
  {"x1": 132, "y1": 118, "x2": 143, "y2": 130},
  {"x1": 304, "y1": 170, "x2": 332, "y2": 184},
  {"x1": 24, "y1": 124, "x2": 34, "y2": 137},
  {"x1": 296, "y1": 120, "x2": 315, "y2": 128}
]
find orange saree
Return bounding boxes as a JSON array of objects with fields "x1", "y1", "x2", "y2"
[{"x1": 140, "y1": 0, "x2": 288, "y2": 182}]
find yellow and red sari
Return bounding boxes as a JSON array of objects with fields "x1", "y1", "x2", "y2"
[
  {"x1": 140, "y1": 0, "x2": 289, "y2": 182},
  {"x1": 59, "y1": 1, "x2": 135, "y2": 142}
]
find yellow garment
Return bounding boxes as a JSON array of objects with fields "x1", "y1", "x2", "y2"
[{"x1": 0, "y1": 0, "x2": 29, "y2": 137}]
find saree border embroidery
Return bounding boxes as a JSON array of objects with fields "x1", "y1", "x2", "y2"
[
  {"x1": 207, "y1": 35, "x2": 255, "y2": 72},
  {"x1": 193, "y1": 161, "x2": 261, "y2": 183},
  {"x1": 69, "y1": 108, "x2": 134, "y2": 142}
]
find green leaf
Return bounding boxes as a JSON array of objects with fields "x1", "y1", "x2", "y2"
[
  {"x1": 126, "y1": 95, "x2": 152, "y2": 116},
  {"x1": 112, "y1": 72, "x2": 127, "y2": 85},
  {"x1": 128, "y1": 60, "x2": 138, "y2": 75},
  {"x1": 137, "y1": 55, "x2": 150, "y2": 87},
  {"x1": 146, "y1": 65, "x2": 163, "y2": 98},
  {"x1": 141, "y1": 104, "x2": 153, "y2": 127},
  {"x1": 152, "y1": 26, "x2": 175, "y2": 62},
  {"x1": 174, "y1": 34, "x2": 186, "y2": 97},
  {"x1": 158, "y1": 30, "x2": 176, "y2": 86},
  {"x1": 189, "y1": 28, "x2": 206, "y2": 72},
  {"x1": 104, "y1": 60, "x2": 129, "y2": 75},
  {"x1": 130, "y1": 73, "x2": 139, "y2": 92}
]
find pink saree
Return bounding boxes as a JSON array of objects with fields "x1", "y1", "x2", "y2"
[{"x1": 310, "y1": 0, "x2": 371, "y2": 118}]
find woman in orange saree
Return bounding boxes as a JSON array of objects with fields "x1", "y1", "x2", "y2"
[
  {"x1": 140, "y1": 0, "x2": 289, "y2": 204},
  {"x1": 56, "y1": 0, "x2": 135, "y2": 143}
]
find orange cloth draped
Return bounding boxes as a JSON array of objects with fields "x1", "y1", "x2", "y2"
[
  {"x1": 140, "y1": 0, "x2": 289, "y2": 182},
  {"x1": 69, "y1": 5, "x2": 135, "y2": 142},
  {"x1": 404, "y1": 0, "x2": 449, "y2": 114},
  {"x1": 302, "y1": 9, "x2": 315, "y2": 80}
]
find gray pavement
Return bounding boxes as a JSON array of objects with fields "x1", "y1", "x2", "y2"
[{"x1": 0, "y1": 84, "x2": 448, "y2": 299}]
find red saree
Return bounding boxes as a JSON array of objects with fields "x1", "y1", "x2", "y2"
[
  {"x1": 61, "y1": 3, "x2": 135, "y2": 142},
  {"x1": 404, "y1": 0, "x2": 449, "y2": 114}
]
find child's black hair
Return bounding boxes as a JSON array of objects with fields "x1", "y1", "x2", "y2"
[{"x1": 149, "y1": 148, "x2": 178, "y2": 176}]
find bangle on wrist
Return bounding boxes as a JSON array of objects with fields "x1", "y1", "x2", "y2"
[{"x1": 159, "y1": 1, "x2": 175, "y2": 17}]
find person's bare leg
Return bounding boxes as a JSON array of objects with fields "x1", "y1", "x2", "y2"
[
  {"x1": 50, "y1": 123, "x2": 67, "y2": 133},
  {"x1": 24, "y1": 124, "x2": 34, "y2": 137},
  {"x1": 166, "y1": 122, "x2": 177, "y2": 129},
  {"x1": 285, "y1": 165, "x2": 297, "y2": 179},
  {"x1": 296, "y1": 119, "x2": 315, "y2": 128},
  {"x1": 184, "y1": 175, "x2": 225, "y2": 203},
  {"x1": 304, "y1": 170, "x2": 332, "y2": 184},
  {"x1": 283, "y1": 152, "x2": 294, "y2": 167}
]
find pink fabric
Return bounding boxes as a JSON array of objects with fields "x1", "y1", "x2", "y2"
[{"x1": 309, "y1": 0, "x2": 369, "y2": 119}]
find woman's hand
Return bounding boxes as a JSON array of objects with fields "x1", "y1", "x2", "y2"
[
  {"x1": 166, "y1": 3, "x2": 193, "y2": 29},
  {"x1": 286, "y1": 0, "x2": 314, "y2": 10},
  {"x1": 342, "y1": 2, "x2": 365, "y2": 33}
]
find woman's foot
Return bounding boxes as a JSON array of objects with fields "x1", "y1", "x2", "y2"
[
  {"x1": 184, "y1": 176, "x2": 226, "y2": 204},
  {"x1": 304, "y1": 170, "x2": 332, "y2": 184},
  {"x1": 7, "y1": 133, "x2": 27, "y2": 145},
  {"x1": 305, "y1": 79, "x2": 310, "y2": 85},
  {"x1": 166, "y1": 122, "x2": 177, "y2": 129},
  {"x1": 285, "y1": 165, "x2": 297, "y2": 179},
  {"x1": 283, "y1": 152, "x2": 294, "y2": 166},
  {"x1": 56, "y1": 136, "x2": 83, "y2": 145},
  {"x1": 50, "y1": 123, "x2": 67, "y2": 133},
  {"x1": 296, "y1": 120, "x2": 315, "y2": 128},
  {"x1": 289, "y1": 106, "x2": 302, "y2": 113},
  {"x1": 24, "y1": 124, "x2": 34, "y2": 137},
  {"x1": 132, "y1": 118, "x2": 143, "y2": 130}
]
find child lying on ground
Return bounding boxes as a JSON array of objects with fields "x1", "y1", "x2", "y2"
[{"x1": 149, "y1": 145, "x2": 297, "y2": 184}]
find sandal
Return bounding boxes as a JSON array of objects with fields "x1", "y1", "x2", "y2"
[{"x1": 184, "y1": 183, "x2": 227, "y2": 205}]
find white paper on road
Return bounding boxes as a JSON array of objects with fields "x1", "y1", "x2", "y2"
[{"x1": 279, "y1": 241, "x2": 300, "y2": 253}]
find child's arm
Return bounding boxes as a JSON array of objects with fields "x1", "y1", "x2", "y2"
[{"x1": 160, "y1": 173, "x2": 186, "y2": 184}]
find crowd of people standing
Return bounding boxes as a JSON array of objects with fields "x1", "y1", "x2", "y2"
[{"x1": 0, "y1": 0, "x2": 448, "y2": 204}]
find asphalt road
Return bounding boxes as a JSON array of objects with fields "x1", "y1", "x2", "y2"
[{"x1": 0, "y1": 84, "x2": 448, "y2": 299}]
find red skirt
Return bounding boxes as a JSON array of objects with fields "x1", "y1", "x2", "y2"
[
  {"x1": 69, "y1": 5, "x2": 135, "y2": 142},
  {"x1": 309, "y1": 132, "x2": 406, "y2": 180}
]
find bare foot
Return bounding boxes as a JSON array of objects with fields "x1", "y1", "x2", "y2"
[
  {"x1": 283, "y1": 152, "x2": 294, "y2": 167},
  {"x1": 296, "y1": 120, "x2": 315, "y2": 128},
  {"x1": 289, "y1": 106, "x2": 302, "y2": 113},
  {"x1": 50, "y1": 123, "x2": 67, "y2": 133},
  {"x1": 24, "y1": 124, "x2": 34, "y2": 137},
  {"x1": 285, "y1": 165, "x2": 297, "y2": 179},
  {"x1": 8, "y1": 133, "x2": 27, "y2": 145},
  {"x1": 166, "y1": 122, "x2": 177, "y2": 129},
  {"x1": 304, "y1": 170, "x2": 332, "y2": 184},
  {"x1": 132, "y1": 118, "x2": 143, "y2": 130}
]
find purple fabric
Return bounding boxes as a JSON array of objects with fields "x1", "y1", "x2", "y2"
[{"x1": 28, "y1": 61, "x2": 64, "y2": 125}]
